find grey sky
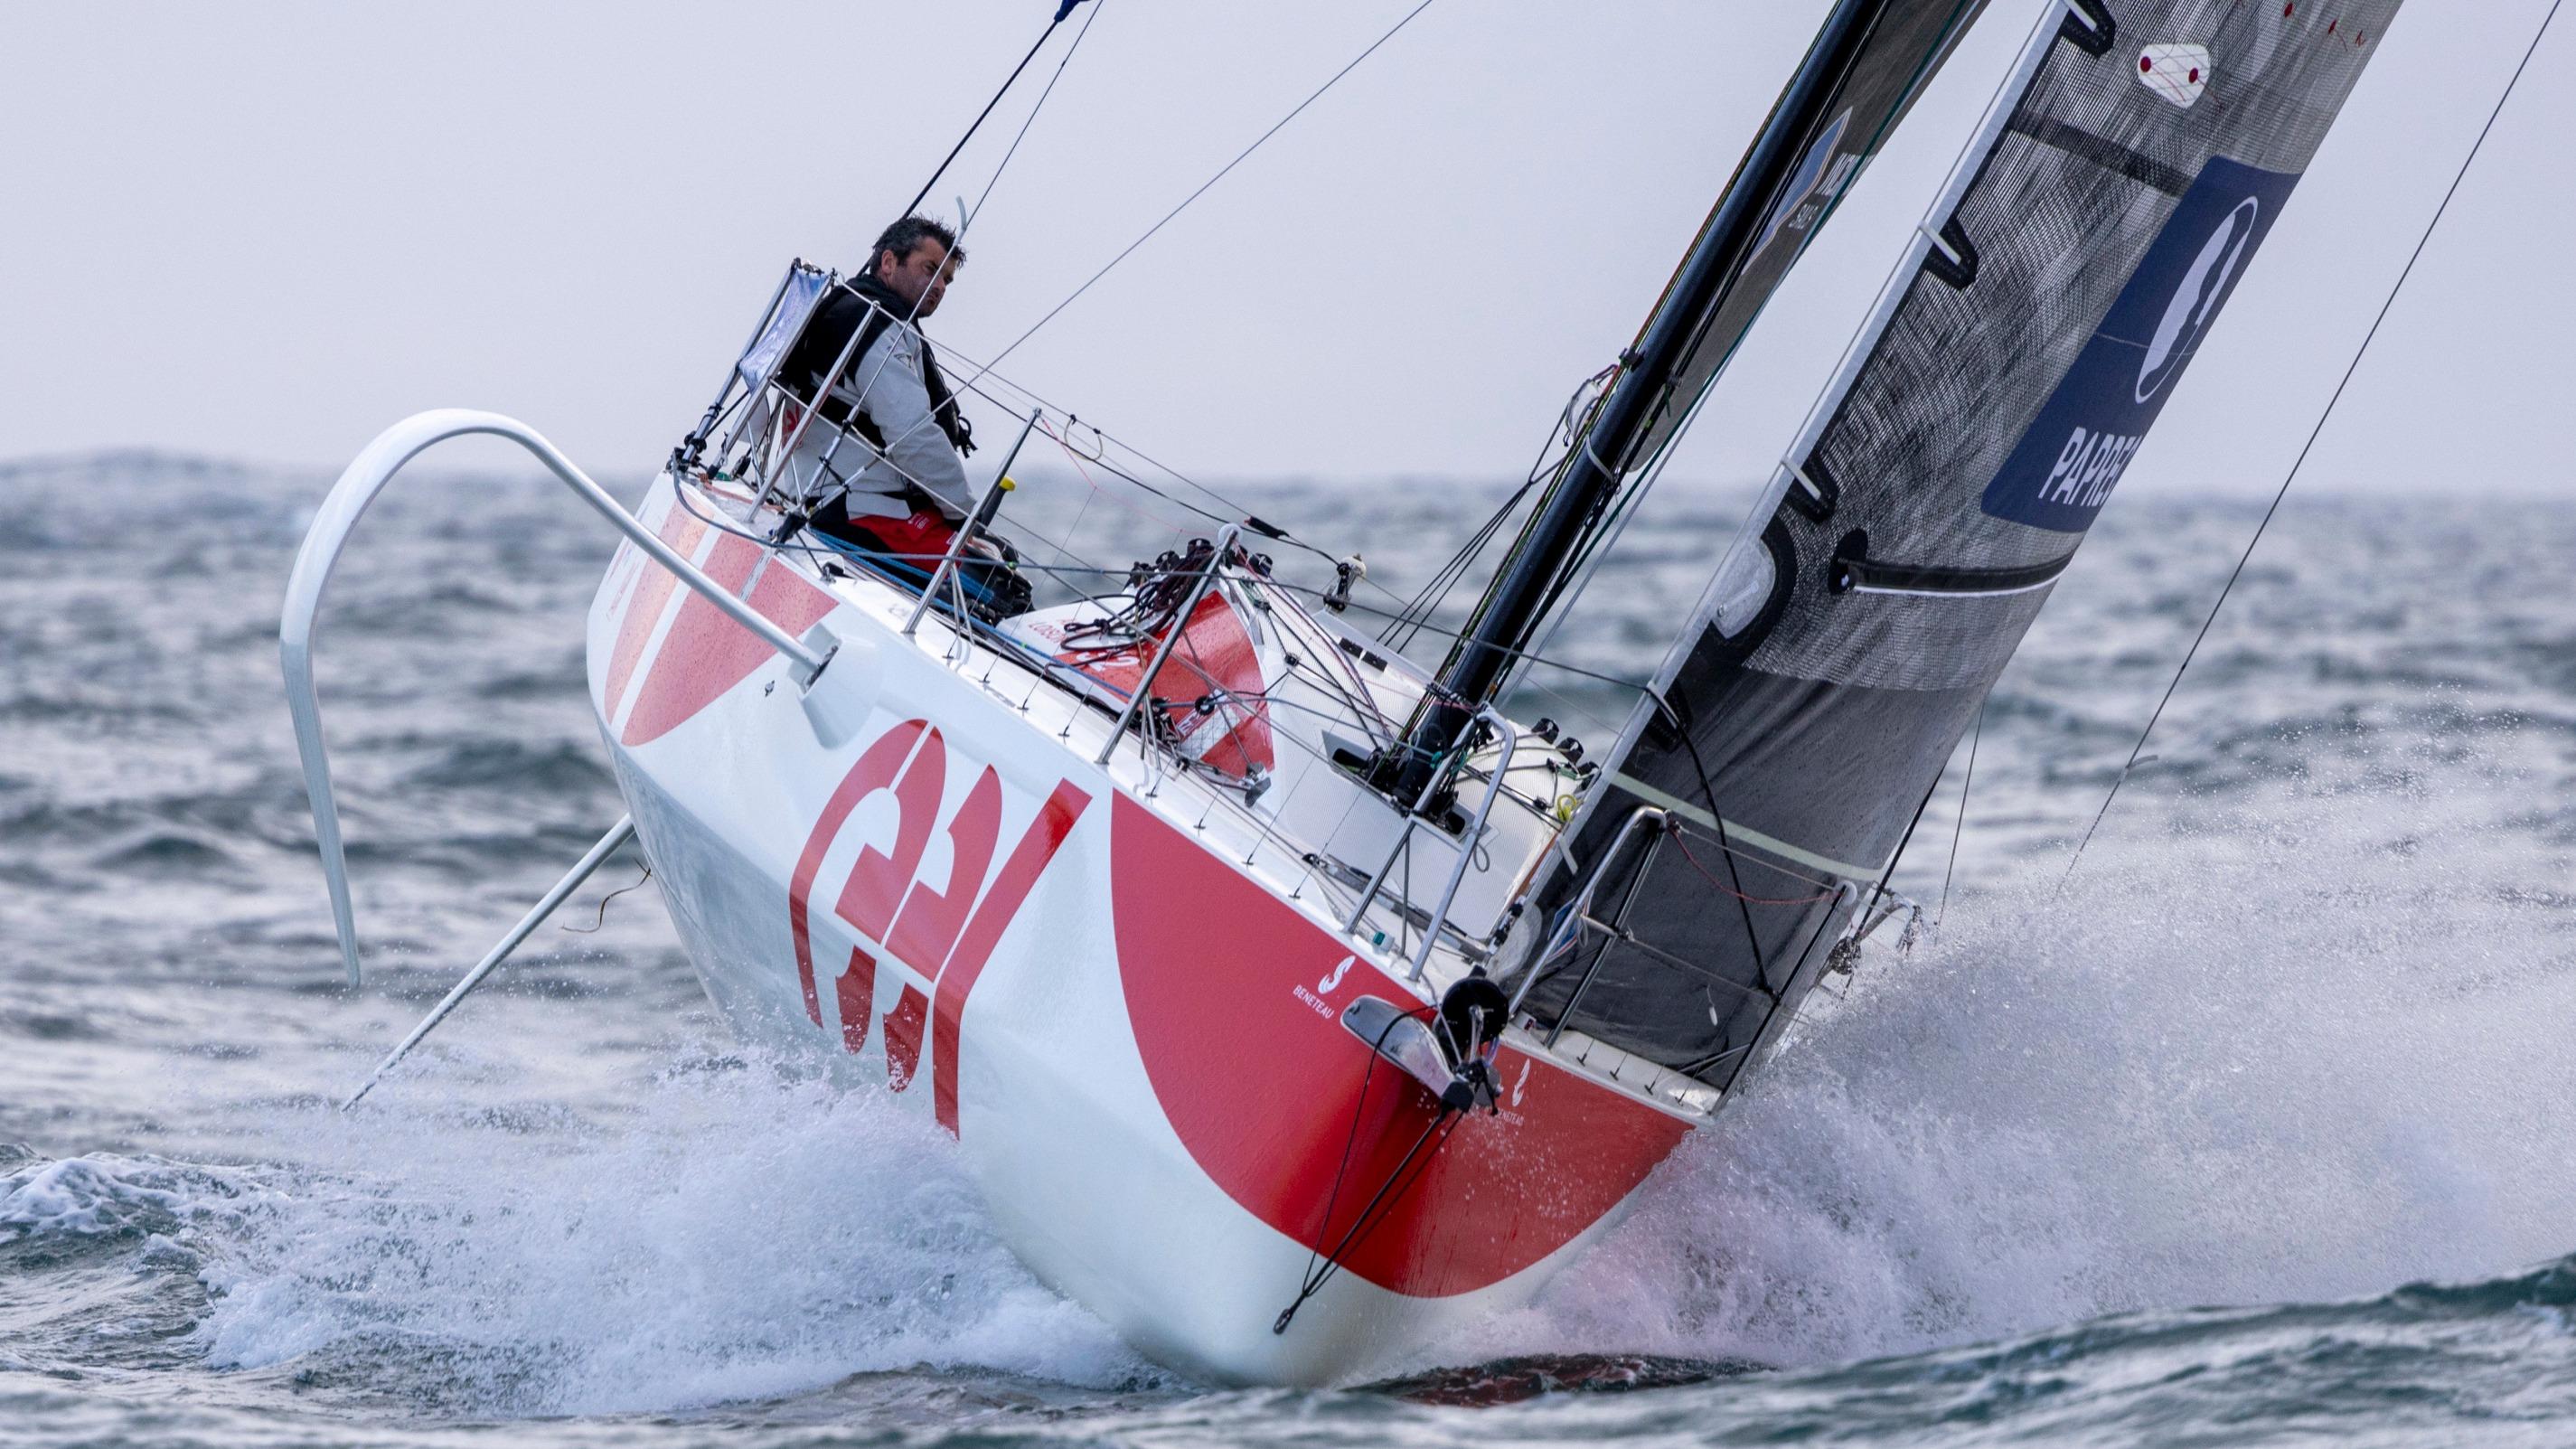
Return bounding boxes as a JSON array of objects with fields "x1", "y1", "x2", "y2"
[{"x1": 3, "y1": 1, "x2": 2566, "y2": 498}]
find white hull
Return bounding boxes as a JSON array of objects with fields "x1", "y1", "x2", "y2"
[{"x1": 588, "y1": 477, "x2": 1696, "y2": 1384}]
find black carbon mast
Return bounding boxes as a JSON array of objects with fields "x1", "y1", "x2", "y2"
[{"x1": 1379, "y1": 0, "x2": 1906, "y2": 800}]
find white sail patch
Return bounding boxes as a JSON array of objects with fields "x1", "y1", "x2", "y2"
[{"x1": 2138, "y1": 43, "x2": 2212, "y2": 108}]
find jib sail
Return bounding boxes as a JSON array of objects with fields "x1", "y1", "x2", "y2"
[
  {"x1": 1627, "y1": 0, "x2": 1993, "y2": 465},
  {"x1": 1508, "y1": 0, "x2": 2402, "y2": 1093},
  {"x1": 1396, "y1": 0, "x2": 1999, "y2": 789}
]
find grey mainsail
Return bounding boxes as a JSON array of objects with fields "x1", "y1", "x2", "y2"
[{"x1": 1509, "y1": 0, "x2": 2402, "y2": 1091}]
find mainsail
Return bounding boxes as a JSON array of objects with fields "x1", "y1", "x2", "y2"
[{"x1": 1509, "y1": 0, "x2": 2402, "y2": 1090}]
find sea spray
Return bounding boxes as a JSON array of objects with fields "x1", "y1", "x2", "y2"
[
  {"x1": 183, "y1": 1061, "x2": 1155, "y2": 1415},
  {"x1": 1454, "y1": 778, "x2": 2576, "y2": 1375}
]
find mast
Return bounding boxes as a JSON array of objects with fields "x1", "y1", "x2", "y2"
[{"x1": 1383, "y1": 0, "x2": 1892, "y2": 796}]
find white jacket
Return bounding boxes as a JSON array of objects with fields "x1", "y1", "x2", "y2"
[{"x1": 789, "y1": 320, "x2": 973, "y2": 522}]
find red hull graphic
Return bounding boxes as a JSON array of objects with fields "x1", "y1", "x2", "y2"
[
  {"x1": 1110, "y1": 795, "x2": 1687, "y2": 1297},
  {"x1": 619, "y1": 532, "x2": 836, "y2": 747},
  {"x1": 588, "y1": 476, "x2": 1687, "y2": 1382}
]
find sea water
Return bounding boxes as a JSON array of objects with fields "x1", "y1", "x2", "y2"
[{"x1": 3, "y1": 454, "x2": 2571, "y2": 1446}]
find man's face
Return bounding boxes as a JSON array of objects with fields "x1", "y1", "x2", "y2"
[{"x1": 877, "y1": 240, "x2": 957, "y2": 318}]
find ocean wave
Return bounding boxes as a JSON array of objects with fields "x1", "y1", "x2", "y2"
[
  {"x1": 0, "y1": 1153, "x2": 262, "y2": 1259},
  {"x1": 5, "y1": 455, "x2": 2575, "y2": 1442}
]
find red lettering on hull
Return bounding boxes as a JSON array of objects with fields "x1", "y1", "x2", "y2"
[
  {"x1": 790, "y1": 720, "x2": 930, "y2": 1024},
  {"x1": 835, "y1": 948, "x2": 877, "y2": 1054},
  {"x1": 882, "y1": 985, "x2": 929, "y2": 1091},
  {"x1": 784, "y1": 718, "x2": 1094, "y2": 1132},
  {"x1": 930, "y1": 778, "x2": 1091, "y2": 1134}
]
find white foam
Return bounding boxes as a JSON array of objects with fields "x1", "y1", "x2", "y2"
[
  {"x1": 1462, "y1": 775, "x2": 2576, "y2": 1371},
  {"x1": 0, "y1": 1153, "x2": 256, "y2": 1246},
  {"x1": 172, "y1": 729, "x2": 2576, "y2": 1399},
  {"x1": 188, "y1": 1063, "x2": 1153, "y2": 1413}
]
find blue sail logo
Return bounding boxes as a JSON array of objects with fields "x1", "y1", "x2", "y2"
[
  {"x1": 1982, "y1": 157, "x2": 2300, "y2": 532},
  {"x1": 2136, "y1": 195, "x2": 2260, "y2": 403}
]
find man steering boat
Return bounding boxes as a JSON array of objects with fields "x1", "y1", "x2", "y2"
[{"x1": 778, "y1": 216, "x2": 1024, "y2": 616}]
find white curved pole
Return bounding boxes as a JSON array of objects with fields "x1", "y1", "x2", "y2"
[{"x1": 282, "y1": 409, "x2": 831, "y2": 986}]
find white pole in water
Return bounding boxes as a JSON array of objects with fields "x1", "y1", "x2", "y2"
[{"x1": 342, "y1": 814, "x2": 637, "y2": 1109}]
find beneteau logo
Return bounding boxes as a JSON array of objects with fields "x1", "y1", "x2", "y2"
[
  {"x1": 787, "y1": 717, "x2": 1091, "y2": 1132},
  {"x1": 1293, "y1": 954, "x2": 1355, "y2": 1020}
]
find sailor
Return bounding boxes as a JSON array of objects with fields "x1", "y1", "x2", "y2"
[{"x1": 779, "y1": 216, "x2": 1022, "y2": 612}]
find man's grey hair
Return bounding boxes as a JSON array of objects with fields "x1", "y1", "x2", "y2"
[{"x1": 871, "y1": 215, "x2": 964, "y2": 273}]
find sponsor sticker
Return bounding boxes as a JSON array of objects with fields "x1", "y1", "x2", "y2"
[
  {"x1": 1980, "y1": 156, "x2": 2299, "y2": 533},
  {"x1": 2138, "y1": 42, "x2": 2212, "y2": 108}
]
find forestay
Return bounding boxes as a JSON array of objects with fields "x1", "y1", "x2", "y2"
[{"x1": 1509, "y1": 0, "x2": 2402, "y2": 1090}]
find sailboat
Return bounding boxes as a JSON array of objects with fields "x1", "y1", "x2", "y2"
[{"x1": 280, "y1": 0, "x2": 2402, "y2": 1386}]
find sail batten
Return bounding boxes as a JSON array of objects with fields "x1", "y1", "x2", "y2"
[{"x1": 1509, "y1": 0, "x2": 2405, "y2": 1094}]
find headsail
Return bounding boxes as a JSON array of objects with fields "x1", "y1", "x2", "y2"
[
  {"x1": 1509, "y1": 0, "x2": 2402, "y2": 1090},
  {"x1": 1392, "y1": 0, "x2": 1995, "y2": 793},
  {"x1": 1626, "y1": 0, "x2": 1993, "y2": 465}
]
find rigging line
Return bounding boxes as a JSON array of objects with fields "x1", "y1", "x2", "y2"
[
  {"x1": 559, "y1": 862, "x2": 653, "y2": 935},
  {"x1": 964, "y1": 0, "x2": 1108, "y2": 229},
  {"x1": 1384, "y1": 364, "x2": 1612, "y2": 650},
  {"x1": 1030, "y1": 413, "x2": 1253, "y2": 537},
  {"x1": 1509, "y1": 340, "x2": 1725, "y2": 677},
  {"x1": 1864, "y1": 775, "x2": 1940, "y2": 926},
  {"x1": 825, "y1": 40, "x2": 1118, "y2": 511},
  {"x1": 1675, "y1": 823, "x2": 1838, "y2": 894},
  {"x1": 959, "y1": 377, "x2": 1343, "y2": 564},
  {"x1": 1001, "y1": 560, "x2": 1661, "y2": 699},
  {"x1": 1667, "y1": 831, "x2": 1838, "y2": 907},
  {"x1": 1280, "y1": 1098, "x2": 1463, "y2": 1333},
  {"x1": 938, "y1": 356, "x2": 1407, "y2": 615},
  {"x1": 699, "y1": 465, "x2": 1650, "y2": 704},
  {"x1": 1754, "y1": 772, "x2": 1943, "y2": 1060},
  {"x1": 1662, "y1": 696, "x2": 1771, "y2": 989},
  {"x1": 951, "y1": 0, "x2": 1440, "y2": 391},
  {"x1": 903, "y1": 2, "x2": 1091, "y2": 221},
  {"x1": 2064, "y1": 0, "x2": 2560, "y2": 882},
  {"x1": 1936, "y1": 694, "x2": 1985, "y2": 930},
  {"x1": 1282, "y1": 999, "x2": 1422, "y2": 1331}
]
